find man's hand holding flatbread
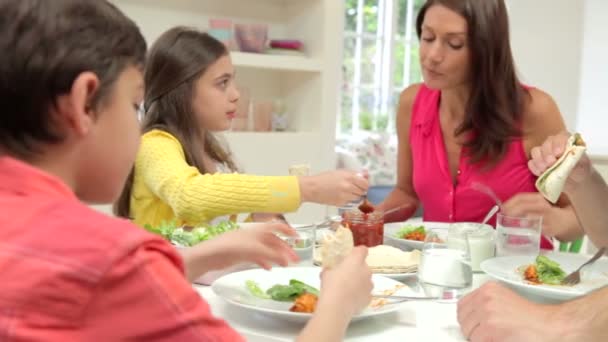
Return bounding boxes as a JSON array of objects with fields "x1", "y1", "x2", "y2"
[{"x1": 535, "y1": 133, "x2": 587, "y2": 203}]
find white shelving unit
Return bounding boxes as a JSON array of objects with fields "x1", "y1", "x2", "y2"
[
  {"x1": 231, "y1": 52, "x2": 322, "y2": 72},
  {"x1": 113, "y1": 0, "x2": 345, "y2": 222}
]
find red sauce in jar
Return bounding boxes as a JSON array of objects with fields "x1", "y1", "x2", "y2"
[{"x1": 342, "y1": 210, "x2": 384, "y2": 247}]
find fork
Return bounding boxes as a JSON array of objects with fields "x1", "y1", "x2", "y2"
[
  {"x1": 371, "y1": 294, "x2": 440, "y2": 301},
  {"x1": 561, "y1": 247, "x2": 606, "y2": 285}
]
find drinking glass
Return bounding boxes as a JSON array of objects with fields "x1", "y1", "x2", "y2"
[
  {"x1": 284, "y1": 224, "x2": 315, "y2": 266},
  {"x1": 417, "y1": 229, "x2": 473, "y2": 301},
  {"x1": 448, "y1": 223, "x2": 495, "y2": 272},
  {"x1": 495, "y1": 213, "x2": 542, "y2": 258}
]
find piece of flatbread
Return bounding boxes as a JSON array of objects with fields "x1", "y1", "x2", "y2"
[
  {"x1": 367, "y1": 246, "x2": 420, "y2": 274},
  {"x1": 316, "y1": 243, "x2": 421, "y2": 273},
  {"x1": 535, "y1": 133, "x2": 586, "y2": 203},
  {"x1": 365, "y1": 245, "x2": 420, "y2": 270},
  {"x1": 320, "y1": 225, "x2": 354, "y2": 268}
]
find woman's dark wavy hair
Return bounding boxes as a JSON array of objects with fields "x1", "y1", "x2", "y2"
[{"x1": 417, "y1": 0, "x2": 530, "y2": 165}]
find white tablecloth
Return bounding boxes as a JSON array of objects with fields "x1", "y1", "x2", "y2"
[{"x1": 194, "y1": 274, "x2": 491, "y2": 341}]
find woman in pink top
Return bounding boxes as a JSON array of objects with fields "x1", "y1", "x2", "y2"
[{"x1": 379, "y1": 0, "x2": 583, "y2": 246}]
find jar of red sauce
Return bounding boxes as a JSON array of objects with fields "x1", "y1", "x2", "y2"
[{"x1": 342, "y1": 210, "x2": 384, "y2": 247}]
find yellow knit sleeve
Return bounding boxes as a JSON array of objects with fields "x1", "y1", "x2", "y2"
[{"x1": 135, "y1": 130, "x2": 301, "y2": 223}]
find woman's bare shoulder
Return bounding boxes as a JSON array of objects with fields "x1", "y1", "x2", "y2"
[
  {"x1": 524, "y1": 88, "x2": 563, "y2": 122},
  {"x1": 522, "y1": 87, "x2": 567, "y2": 153},
  {"x1": 397, "y1": 83, "x2": 424, "y2": 123},
  {"x1": 399, "y1": 83, "x2": 423, "y2": 107}
]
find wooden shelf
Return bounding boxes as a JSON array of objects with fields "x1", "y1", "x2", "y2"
[{"x1": 231, "y1": 52, "x2": 322, "y2": 72}]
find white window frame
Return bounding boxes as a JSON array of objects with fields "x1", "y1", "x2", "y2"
[{"x1": 340, "y1": 0, "x2": 421, "y2": 136}]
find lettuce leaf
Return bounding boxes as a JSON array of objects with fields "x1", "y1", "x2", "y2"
[
  {"x1": 266, "y1": 284, "x2": 303, "y2": 301},
  {"x1": 143, "y1": 220, "x2": 177, "y2": 240},
  {"x1": 246, "y1": 279, "x2": 320, "y2": 301},
  {"x1": 245, "y1": 280, "x2": 271, "y2": 299},
  {"x1": 289, "y1": 279, "x2": 320, "y2": 296},
  {"x1": 143, "y1": 220, "x2": 239, "y2": 247},
  {"x1": 536, "y1": 255, "x2": 566, "y2": 285},
  {"x1": 396, "y1": 224, "x2": 425, "y2": 238}
]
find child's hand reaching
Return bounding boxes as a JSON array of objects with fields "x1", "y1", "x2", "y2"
[
  {"x1": 299, "y1": 170, "x2": 370, "y2": 206},
  {"x1": 181, "y1": 222, "x2": 299, "y2": 280},
  {"x1": 220, "y1": 222, "x2": 299, "y2": 269},
  {"x1": 319, "y1": 246, "x2": 373, "y2": 316}
]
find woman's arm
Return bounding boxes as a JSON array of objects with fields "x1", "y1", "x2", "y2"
[
  {"x1": 567, "y1": 165, "x2": 608, "y2": 247},
  {"x1": 521, "y1": 88, "x2": 567, "y2": 153},
  {"x1": 377, "y1": 84, "x2": 421, "y2": 223},
  {"x1": 513, "y1": 88, "x2": 583, "y2": 241}
]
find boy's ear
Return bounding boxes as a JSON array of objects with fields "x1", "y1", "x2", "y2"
[{"x1": 53, "y1": 72, "x2": 101, "y2": 137}]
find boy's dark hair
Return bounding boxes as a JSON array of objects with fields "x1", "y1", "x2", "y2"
[{"x1": 0, "y1": 0, "x2": 147, "y2": 158}]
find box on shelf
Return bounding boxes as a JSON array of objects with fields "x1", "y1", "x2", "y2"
[
  {"x1": 208, "y1": 18, "x2": 237, "y2": 51},
  {"x1": 234, "y1": 23, "x2": 268, "y2": 53}
]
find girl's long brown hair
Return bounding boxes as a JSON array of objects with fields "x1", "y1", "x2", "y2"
[
  {"x1": 114, "y1": 27, "x2": 237, "y2": 218},
  {"x1": 416, "y1": 0, "x2": 530, "y2": 165}
]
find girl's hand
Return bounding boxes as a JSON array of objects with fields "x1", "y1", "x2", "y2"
[{"x1": 300, "y1": 170, "x2": 369, "y2": 206}]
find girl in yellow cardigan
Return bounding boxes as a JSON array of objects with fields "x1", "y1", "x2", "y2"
[{"x1": 115, "y1": 27, "x2": 368, "y2": 227}]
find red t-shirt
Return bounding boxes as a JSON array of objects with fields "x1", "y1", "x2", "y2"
[{"x1": 0, "y1": 156, "x2": 244, "y2": 341}]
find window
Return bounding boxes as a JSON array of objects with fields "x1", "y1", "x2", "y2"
[{"x1": 340, "y1": 0, "x2": 425, "y2": 135}]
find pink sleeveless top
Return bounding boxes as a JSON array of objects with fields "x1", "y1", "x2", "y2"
[{"x1": 410, "y1": 85, "x2": 552, "y2": 249}]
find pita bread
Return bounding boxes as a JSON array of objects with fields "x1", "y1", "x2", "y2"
[
  {"x1": 365, "y1": 245, "x2": 420, "y2": 271},
  {"x1": 320, "y1": 225, "x2": 354, "y2": 268},
  {"x1": 535, "y1": 133, "x2": 586, "y2": 203},
  {"x1": 317, "y1": 242, "x2": 420, "y2": 273}
]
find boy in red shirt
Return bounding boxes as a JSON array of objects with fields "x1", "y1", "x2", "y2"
[{"x1": 0, "y1": 1, "x2": 372, "y2": 341}]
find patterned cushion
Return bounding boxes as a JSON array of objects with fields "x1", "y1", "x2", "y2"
[{"x1": 335, "y1": 132, "x2": 398, "y2": 186}]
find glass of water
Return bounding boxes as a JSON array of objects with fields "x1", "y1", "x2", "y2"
[
  {"x1": 417, "y1": 229, "x2": 473, "y2": 301},
  {"x1": 495, "y1": 213, "x2": 542, "y2": 257},
  {"x1": 284, "y1": 224, "x2": 315, "y2": 266}
]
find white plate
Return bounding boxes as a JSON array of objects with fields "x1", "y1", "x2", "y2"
[
  {"x1": 212, "y1": 267, "x2": 418, "y2": 323},
  {"x1": 384, "y1": 219, "x2": 450, "y2": 250},
  {"x1": 370, "y1": 270, "x2": 417, "y2": 281},
  {"x1": 481, "y1": 252, "x2": 608, "y2": 302}
]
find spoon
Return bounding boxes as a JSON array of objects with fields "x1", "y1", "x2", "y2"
[
  {"x1": 358, "y1": 195, "x2": 375, "y2": 214},
  {"x1": 383, "y1": 204, "x2": 412, "y2": 217},
  {"x1": 481, "y1": 205, "x2": 500, "y2": 225},
  {"x1": 471, "y1": 182, "x2": 503, "y2": 208}
]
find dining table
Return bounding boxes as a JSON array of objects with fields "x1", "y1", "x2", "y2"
[{"x1": 194, "y1": 273, "x2": 492, "y2": 341}]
